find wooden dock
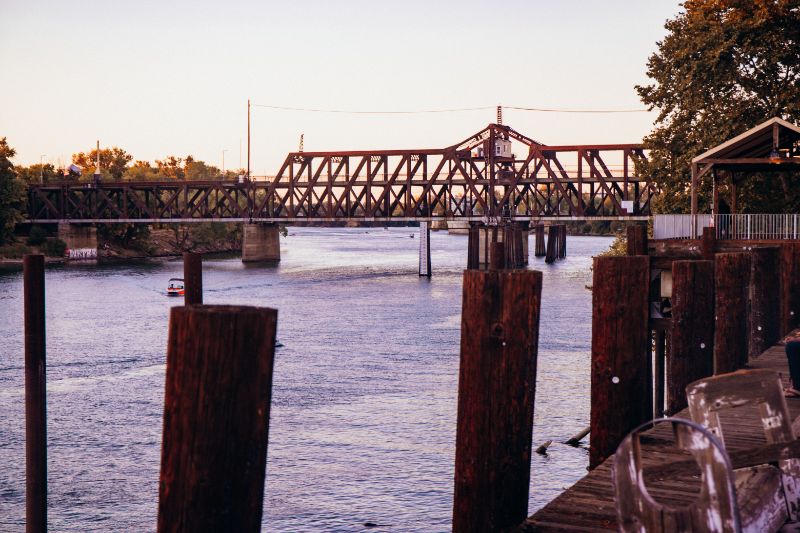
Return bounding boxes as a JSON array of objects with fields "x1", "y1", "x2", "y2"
[{"x1": 522, "y1": 341, "x2": 799, "y2": 531}]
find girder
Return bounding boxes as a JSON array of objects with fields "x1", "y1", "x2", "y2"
[{"x1": 25, "y1": 124, "x2": 654, "y2": 223}]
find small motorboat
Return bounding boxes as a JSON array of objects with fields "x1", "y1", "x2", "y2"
[{"x1": 167, "y1": 278, "x2": 185, "y2": 297}]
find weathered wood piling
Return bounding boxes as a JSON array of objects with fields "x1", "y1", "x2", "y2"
[
  {"x1": 714, "y1": 253, "x2": 751, "y2": 374},
  {"x1": 23, "y1": 254, "x2": 47, "y2": 533},
  {"x1": 544, "y1": 224, "x2": 566, "y2": 263},
  {"x1": 589, "y1": 256, "x2": 650, "y2": 469},
  {"x1": 158, "y1": 305, "x2": 277, "y2": 533},
  {"x1": 182, "y1": 252, "x2": 203, "y2": 305},
  {"x1": 467, "y1": 224, "x2": 480, "y2": 269},
  {"x1": 750, "y1": 246, "x2": 781, "y2": 360},
  {"x1": 780, "y1": 243, "x2": 800, "y2": 336},
  {"x1": 667, "y1": 260, "x2": 714, "y2": 414},
  {"x1": 626, "y1": 224, "x2": 647, "y2": 256},
  {"x1": 452, "y1": 263, "x2": 542, "y2": 532},
  {"x1": 534, "y1": 223, "x2": 545, "y2": 257}
]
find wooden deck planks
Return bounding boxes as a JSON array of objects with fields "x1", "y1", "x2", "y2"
[{"x1": 522, "y1": 339, "x2": 800, "y2": 531}]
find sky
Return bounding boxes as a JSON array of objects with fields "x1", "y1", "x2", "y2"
[{"x1": 0, "y1": 0, "x2": 682, "y2": 175}]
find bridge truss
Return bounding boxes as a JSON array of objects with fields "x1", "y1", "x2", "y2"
[{"x1": 26, "y1": 124, "x2": 654, "y2": 223}]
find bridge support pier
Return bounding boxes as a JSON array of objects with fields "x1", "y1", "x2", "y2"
[
  {"x1": 242, "y1": 223, "x2": 281, "y2": 263},
  {"x1": 57, "y1": 223, "x2": 97, "y2": 260},
  {"x1": 468, "y1": 223, "x2": 529, "y2": 269}
]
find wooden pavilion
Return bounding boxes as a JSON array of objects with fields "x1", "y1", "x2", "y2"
[{"x1": 691, "y1": 117, "x2": 800, "y2": 216}]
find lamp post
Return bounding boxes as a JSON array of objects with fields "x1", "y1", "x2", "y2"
[
  {"x1": 39, "y1": 155, "x2": 46, "y2": 183},
  {"x1": 222, "y1": 149, "x2": 228, "y2": 178}
]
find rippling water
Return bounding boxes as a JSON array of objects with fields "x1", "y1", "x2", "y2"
[{"x1": 0, "y1": 227, "x2": 612, "y2": 532}]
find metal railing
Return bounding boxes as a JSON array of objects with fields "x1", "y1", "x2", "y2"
[
  {"x1": 653, "y1": 214, "x2": 712, "y2": 239},
  {"x1": 653, "y1": 214, "x2": 800, "y2": 240}
]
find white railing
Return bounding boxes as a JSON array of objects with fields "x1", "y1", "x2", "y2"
[
  {"x1": 653, "y1": 214, "x2": 800, "y2": 240},
  {"x1": 653, "y1": 214, "x2": 713, "y2": 239}
]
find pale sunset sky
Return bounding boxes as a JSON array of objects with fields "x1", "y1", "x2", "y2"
[{"x1": 1, "y1": 1, "x2": 682, "y2": 175}]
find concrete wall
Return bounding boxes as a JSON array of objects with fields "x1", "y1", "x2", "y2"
[
  {"x1": 57, "y1": 223, "x2": 98, "y2": 259},
  {"x1": 242, "y1": 223, "x2": 281, "y2": 262}
]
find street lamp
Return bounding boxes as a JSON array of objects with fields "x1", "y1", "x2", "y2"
[
  {"x1": 39, "y1": 154, "x2": 46, "y2": 183},
  {"x1": 222, "y1": 149, "x2": 228, "y2": 178}
]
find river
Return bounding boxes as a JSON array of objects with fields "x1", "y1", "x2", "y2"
[{"x1": 0, "y1": 227, "x2": 612, "y2": 532}]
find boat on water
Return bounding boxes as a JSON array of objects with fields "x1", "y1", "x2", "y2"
[{"x1": 167, "y1": 278, "x2": 185, "y2": 297}]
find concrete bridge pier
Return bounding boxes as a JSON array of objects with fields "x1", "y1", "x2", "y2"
[
  {"x1": 467, "y1": 223, "x2": 529, "y2": 269},
  {"x1": 242, "y1": 223, "x2": 281, "y2": 263},
  {"x1": 57, "y1": 222, "x2": 98, "y2": 260}
]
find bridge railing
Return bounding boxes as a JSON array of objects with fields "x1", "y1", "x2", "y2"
[{"x1": 653, "y1": 214, "x2": 800, "y2": 240}]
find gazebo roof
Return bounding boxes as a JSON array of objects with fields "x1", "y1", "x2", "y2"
[{"x1": 692, "y1": 117, "x2": 800, "y2": 163}]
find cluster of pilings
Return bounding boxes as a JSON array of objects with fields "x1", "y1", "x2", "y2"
[
  {"x1": 532, "y1": 223, "x2": 567, "y2": 263},
  {"x1": 466, "y1": 222, "x2": 528, "y2": 270},
  {"x1": 588, "y1": 225, "x2": 800, "y2": 468}
]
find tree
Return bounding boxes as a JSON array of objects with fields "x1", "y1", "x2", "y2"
[
  {"x1": 637, "y1": 0, "x2": 800, "y2": 214},
  {"x1": 73, "y1": 147, "x2": 133, "y2": 180},
  {"x1": 16, "y1": 163, "x2": 62, "y2": 184},
  {"x1": 0, "y1": 138, "x2": 25, "y2": 245},
  {"x1": 184, "y1": 156, "x2": 220, "y2": 180},
  {"x1": 156, "y1": 156, "x2": 185, "y2": 179}
]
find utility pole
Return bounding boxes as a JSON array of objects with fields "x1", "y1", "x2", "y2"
[
  {"x1": 39, "y1": 155, "x2": 46, "y2": 183},
  {"x1": 222, "y1": 149, "x2": 228, "y2": 177},
  {"x1": 247, "y1": 99, "x2": 251, "y2": 179},
  {"x1": 94, "y1": 140, "x2": 101, "y2": 183}
]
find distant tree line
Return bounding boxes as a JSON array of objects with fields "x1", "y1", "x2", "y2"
[{"x1": 16, "y1": 146, "x2": 245, "y2": 184}]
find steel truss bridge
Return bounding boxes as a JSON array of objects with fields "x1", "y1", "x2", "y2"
[{"x1": 26, "y1": 124, "x2": 653, "y2": 223}]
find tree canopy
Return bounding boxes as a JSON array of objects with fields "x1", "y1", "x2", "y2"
[
  {"x1": 0, "y1": 138, "x2": 25, "y2": 245},
  {"x1": 637, "y1": 0, "x2": 800, "y2": 213},
  {"x1": 72, "y1": 147, "x2": 133, "y2": 180}
]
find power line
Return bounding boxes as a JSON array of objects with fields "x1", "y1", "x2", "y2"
[
  {"x1": 505, "y1": 105, "x2": 648, "y2": 113},
  {"x1": 251, "y1": 103, "x2": 492, "y2": 114},
  {"x1": 250, "y1": 103, "x2": 650, "y2": 115}
]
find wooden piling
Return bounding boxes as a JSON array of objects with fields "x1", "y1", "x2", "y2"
[
  {"x1": 545, "y1": 225, "x2": 557, "y2": 264},
  {"x1": 490, "y1": 241, "x2": 506, "y2": 271},
  {"x1": 589, "y1": 256, "x2": 650, "y2": 469},
  {"x1": 626, "y1": 224, "x2": 647, "y2": 256},
  {"x1": 24, "y1": 254, "x2": 47, "y2": 533},
  {"x1": 467, "y1": 224, "x2": 480, "y2": 270},
  {"x1": 780, "y1": 243, "x2": 800, "y2": 336},
  {"x1": 667, "y1": 260, "x2": 714, "y2": 414},
  {"x1": 750, "y1": 247, "x2": 781, "y2": 360},
  {"x1": 515, "y1": 225, "x2": 526, "y2": 266},
  {"x1": 559, "y1": 224, "x2": 567, "y2": 258},
  {"x1": 183, "y1": 252, "x2": 203, "y2": 305},
  {"x1": 452, "y1": 269, "x2": 542, "y2": 532},
  {"x1": 653, "y1": 329, "x2": 666, "y2": 418},
  {"x1": 701, "y1": 226, "x2": 716, "y2": 261},
  {"x1": 534, "y1": 224, "x2": 545, "y2": 257},
  {"x1": 158, "y1": 305, "x2": 277, "y2": 533},
  {"x1": 714, "y1": 253, "x2": 751, "y2": 374}
]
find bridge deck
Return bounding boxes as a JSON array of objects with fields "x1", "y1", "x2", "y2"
[{"x1": 522, "y1": 339, "x2": 798, "y2": 531}]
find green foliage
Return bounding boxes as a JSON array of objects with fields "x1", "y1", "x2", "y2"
[
  {"x1": 41, "y1": 238, "x2": 66, "y2": 257},
  {"x1": 26, "y1": 225, "x2": 47, "y2": 245},
  {"x1": 637, "y1": 0, "x2": 800, "y2": 214},
  {"x1": 73, "y1": 147, "x2": 133, "y2": 180},
  {"x1": 598, "y1": 232, "x2": 628, "y2": 257},
  {"x1": 0, "y1": 241, "x2": 31, "y2": 258},
  {"x1": 0, "y1": 137, "x2": 25, "y2": 245},
  {"x1": 98, "y1": 223, "x2": 152, "y2": 250},
  {"x1": 16, "y1": 163, "x2": 63, "y2": 184},
  {"x1": 185, "y1": 156, "x2": 221, "y2": 180}
]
